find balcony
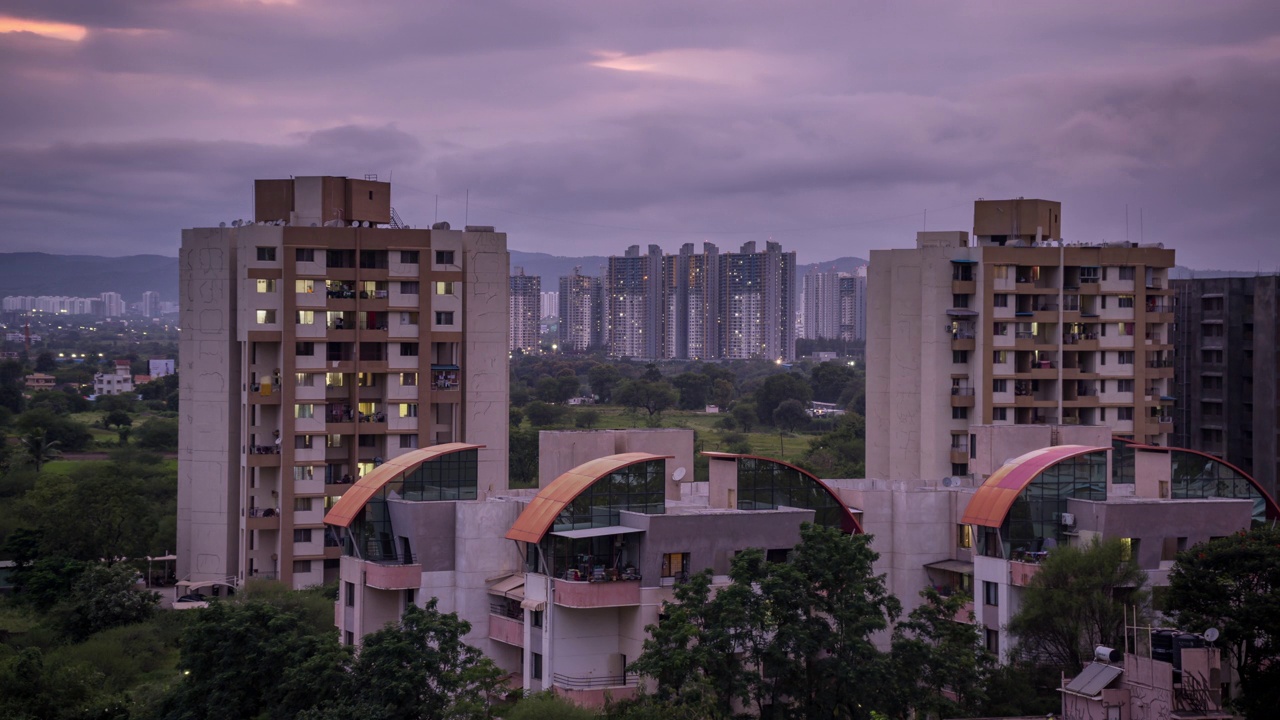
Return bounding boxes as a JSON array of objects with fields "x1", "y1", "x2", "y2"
[
  {"x1": 552, "y1": 674, "x2": 639, "y2": 708},
  {"x1": 247, "y1": 445, "x2": 281, "y2": 467},
  {"x1": 951, "y1": 334, "x2": 975, "y2": 352},
  {"x1": 950, "y1": 448, "x2": 970, "y2": 465},
  {"x1": 363, "y1": 560, "x2": 423, "y2": 590},
  {"x1": 950, "y1": 387, "x2": 975, "y2": 408},
  {"x1": 952, "y1": 279, "x2": 976, "y2": 295},
  {"x1": 1009, "y1": 559, "x2": 1043, "y2": 587},
  {"x1": 553, "y1": 578, "x2": 642, "y2": 608},
  {"x1": 246, "y1": 507, "x2": 280, "y2": 531},
  {"x1": 488, "y1": 607, "x2": 529, "y2": 648}
]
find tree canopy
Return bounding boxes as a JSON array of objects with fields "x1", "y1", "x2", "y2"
[
  {"x1": 631, "y1": 524, "x2": 902, "y2": 719},
  {"x1": 1166, "y1": 526, "x2": 1280, "y2": 719},
  {"x1": 1007, "y1": 537, "x2": 1147, "y2": 671}
]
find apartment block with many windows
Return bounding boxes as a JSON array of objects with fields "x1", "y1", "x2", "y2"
[
  {"x1": 177, "y1": 176, "x2": 509, "y2": 589},
  {"x1": 868, "y1": 199, "x2": 1176, "y2": 483},
  {"x1": 1172, "y1": 275, "x2": 1280, "y2": 499},
  {"x1": 509, "y1": 268, "x2": 541, "y2": 355}
]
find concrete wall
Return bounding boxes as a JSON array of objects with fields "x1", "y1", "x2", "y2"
[
  {"x1": 537, "y1": 429, "x2": 695, "y2": 496},
  {"x1": 458, "y1": 228, "x2": 511, "y2": 498},
  {"x1": 178, "y1": 228, "x2": 241, "y2": 582},
  {"x1": 640, "y1": 508, "x2": 812, "y2": 583},
  {"x1": 1067, "y1": 497, "x2": 1252, "y2": 576}
]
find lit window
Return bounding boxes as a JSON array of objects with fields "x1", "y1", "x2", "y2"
[
  {"x1": 435, "y1": 282, "x2": 455, "y2": 295},
  {"x1": 399, "y1": 403, "x2": 419, "y2": 418},
  {"x1": 255, "y1": 310, "x2": 276, "y2": 324},
  {"x1": 256, "y1": 279, "x2": 276, "y2": 293}
]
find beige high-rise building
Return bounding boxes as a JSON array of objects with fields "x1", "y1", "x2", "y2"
[
  {"x1": 867, "y1": 199, "x2": 1175, "y2": 482},
  {"x1": 177, "y1": 176, "x2": 509, "y2": 589}
]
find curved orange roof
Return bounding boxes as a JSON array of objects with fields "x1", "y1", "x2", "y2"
[
  {"x1": 505, "y1": 452, "x2": 671, "y2": 543},
  {"x1": 323, "y1": 443, "x2": 484, "y2": 528},
  {"x1": 961, "y1": 445, "x2": 1107, "y2": 527},
  {"x1": 702, "y1": 452, "x2": 863, "y2": 534}
]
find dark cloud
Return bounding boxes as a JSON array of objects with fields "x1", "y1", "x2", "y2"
[{"x1": 0, "y1": 1, "x2": 1277, "y2": 268}]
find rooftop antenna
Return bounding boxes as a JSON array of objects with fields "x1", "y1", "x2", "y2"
[
  {"x1": 1140, "y1": 207, "x2": 1144, "y2": 244},
  {"x1": 434, "y1": 195, "x2": 439, "y2": 224},
  {"x1": 465, "y1": 189, "x2": 470, "y2": 227},
  {"x1": 923, "y1": 208, "x2": 927, "y2": 231}
]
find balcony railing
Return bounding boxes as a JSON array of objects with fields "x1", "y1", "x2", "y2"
[
  {"x1": 950, "y1": 387, "x2": 975, "y2": 396},
  {"x1": 552, "y1": 673, "x2": 639, "y2": 691}
]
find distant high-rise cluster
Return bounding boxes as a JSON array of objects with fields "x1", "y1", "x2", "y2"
[
  {"x1": 509, "y1": 268, "x2": 541, "y2": 355},
  {"x1": 545, "y1": 241, "x2": 796, "y2": 361},
  {"x1": 1, "y1": 290, "x2": 167, "y2": 317},
  {"x1": 802, "y1": 265, "x2": 866, "y2": 342}
]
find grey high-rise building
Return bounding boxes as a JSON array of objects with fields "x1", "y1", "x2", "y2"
[
  {"x1": 720, "y1": 241, "x2": 796, "y2": 361},
  {"x1": 509, "y1": 268, "x2": 541, "y2": 355},
  {"x1": 603, "y1": 245, "x2": 664, "y2": 359},
  {"x1": 664, "y1": 242, "x2": 720, "y2": 360},
  {"x1": 558, "y1": 268, "x2": 602, "y2": 352},
  {"x1": 1171, "y1": 275, "x2": 1280, "y2": 498}
]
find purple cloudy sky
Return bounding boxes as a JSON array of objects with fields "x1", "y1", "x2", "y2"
[{"x1": 1, "y1": 1, "x2": 1278, "y2": 268}]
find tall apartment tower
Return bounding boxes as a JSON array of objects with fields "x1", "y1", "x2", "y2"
[
  {"x1": 100, "y1": 292, "x2": 125, "y2": 317},
  {"x1": 540, "y1": 291, "x2": 559, "y2": 320},
  {"x1": 720, "y1": 241, "x2": 797, "y2": 361},
  {"x1": 868, "y1": 199, "x2": 1175, "y2": 482},
  {"x1": 603, "y1": 244, "x2": 665, "y2": 359},
  {"x1": 141, "y1": 290, "x2": 161, "y2": 318},
  {"x1": 803, "y1": 268, "x2": 843, "y2": 340},
  {"x1": 663, "y1": 242, "x2": 720, "y2": 360},
  {"x1": 1171, "y1": 275, "x2": 1280, "y2": 498},
  {"x1": 557, "y1": 268, "x2": 601, "y2": 352},
  {"x1": 509, "y1": 268, "x2": 541, "y2": 355},
  {"x1": 839, "y1": 267, "x2": 868, "y2": 342},
  {"x1": 177, "y1": 176, "x2": 509, "y2": 589}
]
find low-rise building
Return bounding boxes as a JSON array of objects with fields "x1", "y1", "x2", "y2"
[
  {"x1": 93, "y1": 360, "x2": 134, "y2": 396},
  {"x1": 24, "y1": 373, "x2": 55, "y2": 390}
]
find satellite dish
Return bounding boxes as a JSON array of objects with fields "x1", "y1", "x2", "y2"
[
  {"x1": 219, "y1": 222, "x2": 226, "y2": 228},
  {"x1": 1204, "y1": 628, "x2": 1220, "y2": 642},
  {"x1": 351, "y1": 221, "x2": 360, "y2": 227},
  {"x1": 672, "y1": 467, "x2": 687, "y2": 482}
]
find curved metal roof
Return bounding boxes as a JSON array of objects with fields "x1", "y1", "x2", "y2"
[
  {"x1": 702, "y1": 451, "x2": 864, "y2": 534},
  {"x1": 961, "y1": 445, "x2": 1108, "y2": 528},
  {"x1": 323, "y1": 443, "x2": 484, "y2": 528},
  {"x1": 505, "y1": 452, "x2": 671, "y2": 543}
]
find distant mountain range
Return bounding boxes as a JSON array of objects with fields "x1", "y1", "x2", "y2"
[{"x1": 0, "y1": 251, "x2": 1264, "y2": 303}]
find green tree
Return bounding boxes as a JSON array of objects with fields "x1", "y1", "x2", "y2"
[
  {"x1": 34, "y1": 351, "x2": 57, "y2": 372},
  {"x1": 574, "y1": 409, "x2": 600, "y2": 428},
  {"x1": 730, "y1": 401, "x2": 757, "y2": 432},
  {"x1": 505, "y1": 691, "x2": 598, "y2": 720},
  {"x1": 20, "y1": 427, "x2": 61, "y2": 472},
  {"x1": 888, "y1": 588, "x2": 993, "y2": 718},
  {"x1": 808, "y1": 361, "x2": 859, "y2": 404},
  {"x1": 1008, "y1": 537, "x2": 1147, "y2": 671},
  {"x1": 509, "y1": 427, "x2": 539, "y2": 489},
  {"x1": 509, "y1": 406, "x2": 524, "y2": 427},
  {"x1": 671, "y1": 372, "x2": 710, "y2": 411},
  {"x1": 1166, "y1": 526, "x2": 1280, "y2": 719},
  {"x1": 587, "y1": 363, "x2": 622, "y2": 403},
  {"x1": 0, "y1": 359, "x2": 25, "y2": 414},
  {"x1": 305, "y1": 601, "x2": 503, "y2": 720},
  {"x1": 615, "y1": 380, "x2": 677, "y2": 422},
  {"x1": 135, "y1": 417, "x2": 179, "y2": 450},
  {"x1": 16, "y1": 408, "x2": 92, "y2": 452},
  {"x1": 772, "y1": 399, "x2": 810, "y2": 433},
  {"x1": 631, "y1": 524, "x2": 900, "y2": 719},
  {"x1": 104, "y1": 409, "x2": 133, "y2": 430},
  {"x1": 164, "y1": 594, "x2": 348, "y2": 720},
  {"x1": 754, "y1": 373, "x2": 812, "y2": 426},
  {"x1": 798, "y1": 411, "x2": 866, "y2": 478},
  {"x1": 52, "y1": 562, "x2": 160, "y2": 641},
  {"x1": 523, "y1": 401, "x2": 564, "y2": 427}
]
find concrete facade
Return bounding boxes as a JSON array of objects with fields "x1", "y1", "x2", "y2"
[
  {"x1": 177, "y1": 175, "x2": 509, "y2": 589},
  {"x1": 509, "y1": 268, "x2": 541, "y2": 355},
  {"x1": 868, "y1": 199, "x2": 1176, "y2": 484},
  {"x1": 1171, "y1": 274, "x2": 1280, "y2": 499}
]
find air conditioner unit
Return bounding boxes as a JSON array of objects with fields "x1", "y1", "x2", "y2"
[{"x1": 1061, "y1": 512, "x2": 1076, "y2": 527}]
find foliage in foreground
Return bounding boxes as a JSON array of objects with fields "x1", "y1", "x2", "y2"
[
  {"x1": 1008, "y1": 537, "x2": 1148, "y2": 671},
  {"x1": 1166, "y1": 526, "x2": 1280, "y2": 719}
]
